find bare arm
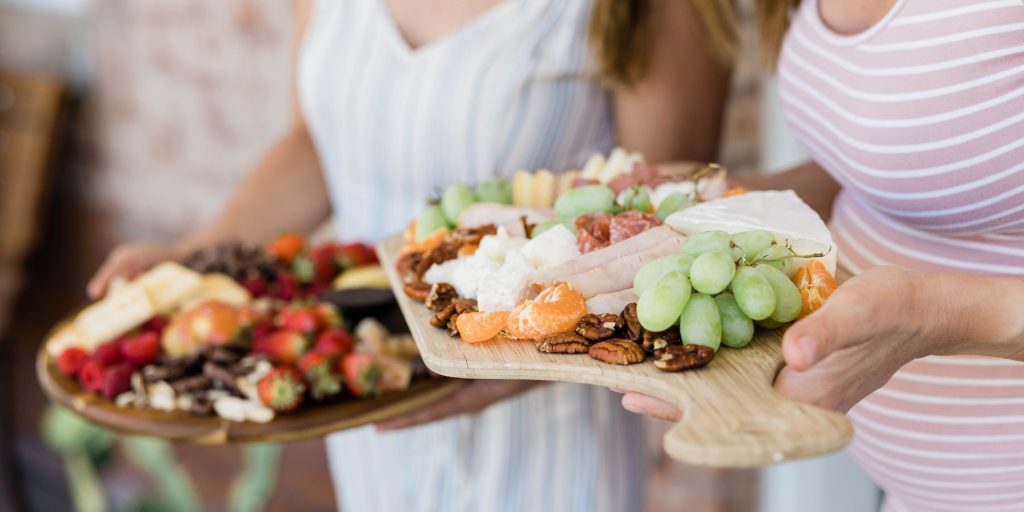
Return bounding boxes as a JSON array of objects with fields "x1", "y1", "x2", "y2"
[{"x1": 735, "y1": 160, "x2": 842, "y2": 221}]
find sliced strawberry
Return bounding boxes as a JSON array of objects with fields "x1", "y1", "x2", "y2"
[
  {"x1": 275, "y1": 307, "x2": 319, "y2": 334},
  {"x1": 313, "y1": 327, "x2": 353, "y2": 359},
  {"x1": 58, "y1": 347, "x2": 89, "y2": 377},
  {"x1": 257, "y1": 330, "x2": 308, "y2": 365},
  {"x1": 78, "y1": 359, "x2": 106, "y2": 393},
  {"x1": 256, "y1": 367, "x2": 306, "y2": 412},
  {"x1": 101, "y1": 363, "x2": 134, "y2": 400},
  {"x1": 121, "y1": 332, "x2": 161, "y2": 367},
  {"x1": 314, "y1": 303, "x2": 342, "y2": 328},
  {"x1": 340, "y1": 353, "x2": 381, "y2": 398}
]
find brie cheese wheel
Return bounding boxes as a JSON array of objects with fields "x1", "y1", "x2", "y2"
[{"x1": 665, "y1": 190, "x2": 837, "y2": 274}]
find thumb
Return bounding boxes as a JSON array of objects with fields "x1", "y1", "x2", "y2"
[{"x1": 782, "y1": 304, "x2": 849, "y2": 371}]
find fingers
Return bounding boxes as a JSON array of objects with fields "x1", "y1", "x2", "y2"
[
  {"x1": 781, "y1": 291, "x2": 861, "y2": 371},
  {"x1": 620, "y1": 393, "x2": 682, "y2": 422},
  {"x1": 88, "y1": 253, "x2": 126, "y2": 299}
]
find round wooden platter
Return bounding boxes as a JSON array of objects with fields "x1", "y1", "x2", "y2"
[
  {"x1": 378, "y1": 235, "x2": 854, "y2": 468},
  {"x1": 37, "y1": 348, "x2": 464, "y2": 444}
]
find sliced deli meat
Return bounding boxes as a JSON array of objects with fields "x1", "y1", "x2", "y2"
[
  {"x1": 585, "y1": 289, "x2": 638, "y2": 315},
  {"x1": 665, "y1": 190, "x2": 836, "y2": 274},
  {"x1": 456, "y1": 203, "x2": 554, "y2": 237}
]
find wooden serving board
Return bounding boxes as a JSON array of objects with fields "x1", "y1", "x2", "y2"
[
  {"x1": 378, "y1": 235, "x2": 853, "y2": 467},
  {"x1": 38, "y1": 348, "x2": 464, "y2": 444}
]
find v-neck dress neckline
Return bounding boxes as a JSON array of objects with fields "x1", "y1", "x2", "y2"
[{"x1": 374, "y1": 0, "x2": 522, "y2": 59}]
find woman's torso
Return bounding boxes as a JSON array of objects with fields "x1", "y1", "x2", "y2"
[{"x1": 779, "y1": 1, "x2": 1024, "y2": 510}]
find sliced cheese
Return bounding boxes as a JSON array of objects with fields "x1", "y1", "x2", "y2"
[
  {"x1": 512, "y1": 170, "x2": 532, "y2": 207},
  {"x1": 600, "y1": 147, "x2": 629, "y2": 184},
  {"x1": 532, "y1": 169, "x2": 555, "y2": 207},
  {"x1": 665, "y1": 190, "x2": 837, "y2": 274},
  {"x1": 580, "y1": 153, "x2": 606, "y2": 180},
  {"x1": 556, "y1": 170, "x2": 579, "y2": 197}
]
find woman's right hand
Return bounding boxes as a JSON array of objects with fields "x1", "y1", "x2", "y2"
[{"x1": 87, "y1": 243, "x2": 180, "y2": 299}]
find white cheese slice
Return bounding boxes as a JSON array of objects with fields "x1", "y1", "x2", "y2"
[{"x1": 665, "y1": 190, "x2": 836, "y2": 274}]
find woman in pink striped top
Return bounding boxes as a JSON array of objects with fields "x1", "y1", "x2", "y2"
[{"x1": 623, "y1": 1, "x2": 1024, "y2": 509}]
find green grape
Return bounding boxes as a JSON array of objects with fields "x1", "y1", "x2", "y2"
[
  {"x1": 679, "y1": 293, "x2": 722, "y2": 351},
  {"x1": 633, "y1": 253, "x2": 694, "y2": 296},
  {"x1": 730, "y1": 230, "x2": 776, "y2": 262},
  {"x1": 654, "y1": 192, "x2": 695, "y2": 221},
  {"x1": 637, "y1": 271, "x2": 691, "y2": 332},
  {"x1": 754, "y1": 244, "x2": 794, "y2": 277},
  {"x1": 621, "y1": 186, "x2": 652, "y2": 212},
  {"x1": 755, "y1": 264, "x2": 802, "y2": 323},
  {"x1": 680, "y1": 230, "x2": 731, "y2": 257},
  {"x1": 715, "y1": 292, "x2": 754, "y2": 348},
  {"x1": 441, "y1": 183, "x2": 476, "y2": 224},
  {"x1": 730, "y1": 245, "x2": 746, "y2": 263},
  {"x1": 554, "y1": 185, "x2": 617, "y2": 219},
  {"x1": 475, "y1": 178, "x2": 513, "y2": 204},
  {"x1": 689, "y1": 250, "x2": 736, "y2": 295},
  {"x1": 756, "y1": 318, "x2": 786, "y2": 330},
  {"x1": 729, "y1": 266, "x2": 776, "y2": 320},
  {"x1": 415, "y1": 205, "x2": 449, "y2": 241},
  {"x1": 533, "y1": 219, "x2": 575, "y2": 236}
]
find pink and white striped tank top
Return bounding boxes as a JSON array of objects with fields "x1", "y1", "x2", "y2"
[{"x1": 778, "y1": 1, "x2": 1024, "y2": 510}]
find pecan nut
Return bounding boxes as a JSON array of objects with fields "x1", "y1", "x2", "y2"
[
  {"x1": 453, "y1": 299, "x2": 478, "y2": 314},
  {"x1": 425, "y1": 283, "x2": 458, "y2": 312},
  {"x1": 429, "y1": 304, "x2": 457, "y2": 328},
  {"x1": 403, "y1": 282, "x2": 432, "y2": 302},
  {"x1": 642, "y1": 328, "x2": 681, "y2": 354},
  {"x1": 446, "y1": 313, "x2": 461, "y2": 337},
  {"x1": 588, "y1": 339, "x2": 646, "y2": 365},
  {"x1": 653, "y1": 344, "x2": 715, "y2": 372},
  {"x1": 575, "y1": 313, "x2": 624, "y2": 342},
  {"x1": 535, "y1": 332, "x2": 591, "y2": 354},
  {"x1": 620, "y1": 303, "x2": 643, "y2": 342}
]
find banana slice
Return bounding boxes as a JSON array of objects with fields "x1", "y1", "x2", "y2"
[
  {"x1": 532, "y1": 169, "x2": 555, "y2": 207},
  {"x1": 76, "y1": 282, "x2": 155, "y2": 349},
  {"x1": 135, "y1": 262, "x2": 204, "y2": 314},
  {"x1": 512, "y1": 170, "x2": 533, "y2": 207},
  {"x1": 333, "y1": 264, "x2": 390, "y2": 289},
  {"x1": 182, "y1": 273, "x2": 251, "y2": 309}
]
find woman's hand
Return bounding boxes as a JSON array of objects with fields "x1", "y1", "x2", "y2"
[
  {"x1": 620, "y1": 266, "x2": 1024, "y2": 418},
  {"x1": 87, "y1": 243, "x2": 181, "y2": 299},
  {"x1": 375, "y1": 380, "x2": 540, "y2": 431}
]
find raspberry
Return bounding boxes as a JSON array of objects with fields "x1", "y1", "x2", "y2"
[
  {"x1": 121, "y1": 332, "x2": 161, "y2": 367},
  {"x1": 141, "y1": 316, "x2": 168, "y2": 333},
  {"x1": 94, "y1": 341, "x2": 123, "y2": 366},
  {"x1": 78, "y1": 360, "x2": 106, "y2": 393},
  {"x1": 241, "y1": 276, "x2": 269, "y2": 298},
  {"x1": 57, "y1": 347, "x2": 89, "y2": 377},
  {"x1": 276, "y1": 272, "x2": 298, "y2": 301},
  {"x1": 101, "y1": 363, "x2": 134, "y2": 400}
]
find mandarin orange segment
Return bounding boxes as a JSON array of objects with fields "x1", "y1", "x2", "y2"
[
  {"x1": 723, "y1": 186, "x2": 749, "y2": 198},
  {"x1": 506, "y1": 283, "x2": 586, "y2": 340},
  {"x1": 398, "y1": 228, "x2": 448, "y2": 257},
  {"x1": 456, "y1": 311, "x2": 510, "y2": 343},
  {"x1": 457, "y1": 243, "x2": 479, "y2": 258},
  {"x1": 793, "y1": 260, "x2": 838, "y2": 319}
]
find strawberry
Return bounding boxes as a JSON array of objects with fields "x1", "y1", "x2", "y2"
[
  {"x1": 140, "y1": 316, "x2": 168, "y2": 333},
  {"x1": 313, "y1": 327, "x2": 353, "y2": 359},
  {"x1": 58, "y1": 347, "x2": 89, "y2": 377},
  {"x1": 314, "y1": 303, "x2": 342, "y2": 328},
  {"x1": 94, "y1": 341, "x2": 123, "y2": 366},
  {"x1": 340, "y1": 353, "x2": 381, "y2": 398},
  {"x1": 241, "y1": 276, "x2": 269, "y2": 298},
  {"x1": 78, "y1": 359, "x2": 106, "y2": 393},
  {"x1": 121, "y1": 332, "x2": 161, "y2": 367},
  {"x1": 297, "y1": 352, "x2": 342, "y2": 400},
  {"x1": 258, "y1": 330, "x2": 308, "y2": 365},
  {"x1": 267, "y1": 232, "x2": 305, "y2": 263},
  {"x1": 310, "y1": 243, "x2": 340, "y2": 283},
  {"x1": 101, "y1": 363, "x2": 134, "y2": 400},
  {"x1": 275, "y1": 271, "x2": 299, "y2": 301},
  {"x1": 257, "y1": 367, "x2": 306, "y2": 412},
  {"x1": 275, "y1": 307, "x2": 319, "y2": 334},
  {"x1": 337, "y1": 242, "x2": 377, "y2": 268}
]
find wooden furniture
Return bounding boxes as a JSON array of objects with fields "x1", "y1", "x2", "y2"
[{"x1": 378, "y1": 234, "x2": 854, "y2": 468}]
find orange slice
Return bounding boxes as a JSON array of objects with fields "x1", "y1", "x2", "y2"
[
  {"x1": 456, "y1": 311, "x2": 510, "y2": 343},
  {"x1": 398, "y1": 228, "x2": 448, "y2": 257},
  {"x1": 792, "y1": 260, "x2": 838, "y2": 319},
  {"x1": 506, "y1": 283, "x2": 586, "y2": 340},
  {"x1": 723, "y1": 186, "x2": 748, "y2": 198}
]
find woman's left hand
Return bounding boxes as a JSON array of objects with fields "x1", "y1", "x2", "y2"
[
  {"x1": 375, "y1": 380, "x2": 540, "y2": 431},
  {"x1": 622, "y1": 265, "x2": 1024, "y2": 418}
]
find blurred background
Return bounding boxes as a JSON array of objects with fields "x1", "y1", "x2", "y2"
[{"x1": 0, "y1": 0, "x2": 877, "y2": 511}]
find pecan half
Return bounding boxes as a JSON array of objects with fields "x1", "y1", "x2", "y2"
[
  {"x1": 589, "y1": 339, "x2": 646, "y2": 365},
  {"x1": 453, "y1": 299, "x2": 478, "y2": 314},
  {"x1": 620, "y1": 303, "x2": 643, "y2": 342},
  {"x1": 642, "y1": 328, "x2": 681, "y2": 354},
  {"x1": 448, "y1": 225, "x2": 497, "y2": 246},
  {"x1": 403, "y1": 282, "x2": 432, "y2": 302},
  {"x1": 653, "y1": 344, "x2": 715, "y2": 372},
  {"x1": 446, "y1": 313, "x2": 461, "y2": 337},
  {"x1": 425, "y1": 283, "x2": 458, "y2": 312},
  {"x1": 429, "y1": 303, "x2": 457, "y2": 328},
  {"x1": 396, "y1": 252, "x2": 421, "y2": 284},
  {"x1": 575, "y1": 313, "x2": 624, "y2": 342},
  {"x1": 535, "y1": 332, "x2": 591, "y2": 354}
]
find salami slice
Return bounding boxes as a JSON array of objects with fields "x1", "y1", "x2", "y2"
[
  {"x1": 609, "y1": 211, "x2": 661, "y2": 245},
  {"x1": 575, "y1": 213, "x2": 613, "y2": 253}
]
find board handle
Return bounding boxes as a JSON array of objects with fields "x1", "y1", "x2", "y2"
[{"x1": 661, "y1": 381, "x2": 853, "y2": 468}]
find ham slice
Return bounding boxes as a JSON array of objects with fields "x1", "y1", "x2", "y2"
[
  {"x1": 585, "y1": 289, "x2": 637, "y2": 315},
  {"x1": 528, "y1": 225, "x2": 684, "y2": 298}
]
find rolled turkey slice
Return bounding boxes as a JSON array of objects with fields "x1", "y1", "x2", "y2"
[
  {"x1": 528, "y1": 226, "x2": 685, "y2": 298},
  {"x1": 665, "y1": 190, "x2": 836, "y2": 274},
  {"x1": 585, "y1": 289, "x2": 638, "y2": 315},
  {"x1": 457, "y1": 203, "x2": 554, "y2": 237}
]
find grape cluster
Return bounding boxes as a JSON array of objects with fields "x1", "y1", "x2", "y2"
[
  {"x1": 414, "y1": 179, "x2": 514, "y2": 241},
  {"x1": 634, "y1": 230, "x2": 804, "y2": 351}
]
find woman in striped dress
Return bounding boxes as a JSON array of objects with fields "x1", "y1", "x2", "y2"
[
  {"x1": 88, "y1": 1, "x2": 731, "y2": 510},
  {"x1": 624, "y1": 1, "x2": 1024, "y2": 510}
]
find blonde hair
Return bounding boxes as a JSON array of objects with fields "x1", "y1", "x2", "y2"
[{"x1": 589, "y1": 0, "x2": 801, "y2": 86}]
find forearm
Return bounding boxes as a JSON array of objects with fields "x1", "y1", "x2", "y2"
[
  {"x1": 177, "y1": 126, "x2": 330, "y2": 255},
  {"x1": 734, "y1": 160, "x2": 841, "y2": 222},
  {"x1": 919, "y1": 272, "x2": 1024, "y2": 362}
]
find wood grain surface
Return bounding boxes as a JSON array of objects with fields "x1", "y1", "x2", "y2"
[
  {"x1": 37, "y1": 348, "x2": 464, "y2": 444},
  {"x1": 378, "y1": 234, "x2": 853, "y2": 467}
]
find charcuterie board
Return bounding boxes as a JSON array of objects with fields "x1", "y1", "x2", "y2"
[
  {"x1": 378, "y1": 234, "x2": 853, "y2": 467},
  {"x1": 38, "y1": 341, "x2": 464, "y2": 444}
]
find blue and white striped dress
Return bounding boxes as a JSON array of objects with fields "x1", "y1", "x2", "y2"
[{"x1": 297, "y1": 1, "x2": 647, "y2": 510}]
